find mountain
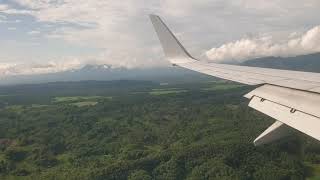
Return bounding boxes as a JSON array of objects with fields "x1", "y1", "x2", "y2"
[
  {"x1": 242, "y1": 53, "x2": 320, "y2": 72},
  {"x1": 1, "y1": 53, "x2": 319, "y2": 85},
  {"x1": 0, "y1": 65, "x2": 213, "y2": 85}
]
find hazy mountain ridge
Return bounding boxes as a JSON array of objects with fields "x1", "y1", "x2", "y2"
[
  {"x1": 242, "y1": 53, "x2": 320, "y2": 72},
  {"x1": 0, "y1": 65, "x2": 212, "y2": 85},
  {"x1": 0, "y1": 53, "x2": 319, "y2": 85}
]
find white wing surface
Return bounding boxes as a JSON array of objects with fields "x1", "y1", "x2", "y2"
[{"x1": 150, "y1": 15, "x2": 320, "y2": 145}]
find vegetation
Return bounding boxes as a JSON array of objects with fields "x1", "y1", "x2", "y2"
[
  {"x1": 53, "y1": 96, "x2": 111, "y2": 103},
  {"x1": 150, "y1": 88, "x2": 188, "y2": 95},
  {"x1": 201, "y1": 82, "x2": 244, "y2": 91},
  {"x1": 0, "y1": 80, "x2": 319, "y2": 179}
]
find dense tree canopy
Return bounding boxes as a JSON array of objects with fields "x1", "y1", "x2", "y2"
[{"x1": 0, "y1": 80, "x2": 319, "y2": 179}]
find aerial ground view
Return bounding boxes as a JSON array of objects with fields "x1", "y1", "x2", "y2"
[
  {"x1": 0, "y1": 78, "x2": 320, "y2": 180},
  {"x1": 1, "y1": 0, "x2": 320, "y2": 180}
]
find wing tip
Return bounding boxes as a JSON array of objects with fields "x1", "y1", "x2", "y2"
[
  {"x1": 149, "y1": 14, "x2": 161, "y2": 24},
  {"x1": 149, "y1": 14, "x2": 159, "y2": 18},
  {"x1": 149, "y1": 14, "x2": 196, "y2": 64}
]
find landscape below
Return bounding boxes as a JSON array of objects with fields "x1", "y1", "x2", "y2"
[{"x1": 0, "y1": 80, "x2": 319, "y2": 180}]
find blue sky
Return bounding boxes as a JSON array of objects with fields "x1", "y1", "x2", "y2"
[{"x1": 0, "y1": 0, "x2": 320, "y2": 76}]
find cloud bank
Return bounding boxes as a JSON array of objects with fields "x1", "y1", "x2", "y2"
[
  {"x1": 206, "y1": 25, "x2": 320, "y2": 63},
  {"x1": 0, "y1": 55, "x2": 167, "y2": 77},
  {"x1": 0, "y1": 59, "x2": 83, "y2": 77}
]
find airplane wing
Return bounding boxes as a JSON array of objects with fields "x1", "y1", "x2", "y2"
[{"x1": 150, "y1": 14, "x2": 320, "y2": 146}]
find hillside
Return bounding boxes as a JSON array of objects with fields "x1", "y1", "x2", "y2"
[
  {"x1": 242, "y1": 53, "x2": 320, "y2": 72},
  {"x1": 0, "y1": 66, "x2": 213, "y2": 86}
]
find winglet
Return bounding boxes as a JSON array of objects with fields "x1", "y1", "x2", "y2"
[{"x1": 149, "y1": 14, "x2": 196, "y2": 64}]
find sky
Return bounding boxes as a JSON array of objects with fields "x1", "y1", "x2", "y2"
[{"x1": 0, "y1": 0, "x2": 320, "y2": 76}]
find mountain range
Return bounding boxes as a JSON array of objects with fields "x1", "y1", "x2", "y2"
[
  {"x1": 0, "y1": 53, "x2": 320, "y2": 85},
  {"x1": 242, "y1": 53, "x2": 320, "y2": 72},
  {"x1": 0, "y1": 65, "x2": 212, "y2": 85}
]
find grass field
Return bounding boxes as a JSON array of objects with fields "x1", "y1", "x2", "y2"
[
  {"x1": 53, "y1": 96, "x2": 110, "y2": 103},
  {"x1": 52, "y1": 96, "x2": 111, "y2": 107},
  {"x1": 5, "y1": 105, "x2": 24, "y2": 113},
  {"x1": 31, "y1": 104, "x2": 49, "y2": 108},
  {"x1": 202, "y1": 83, "x2": 244, "y2": 91},
  {"x1": 307, "y1": 163, "x2": 320, "y2": 180},
  {"x1": 53, "y1": 96, "x2": 104, "y2": 103},
  {"x1": 71, "y1": 101, "x2": 98, "y2": 107},
  {"x1": 149, "y1": 89, "x2": 188, "y2": 95}
]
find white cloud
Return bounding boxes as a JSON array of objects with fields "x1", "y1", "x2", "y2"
[
  {"x1": 0, "y1": 14, "x2": 7, "y2": 23},
  {"x1": 0, "y1": 4, "x2": 9, "y2": 11},
  {"x1": 0, "y1": 3, "x2": 33, "y2": 15},
  {"x1": 7, "y1": 27, "x2": 17, "y2": 30},
  {"x1": 0, "y1": 15, "x2": 21, "y2": 24},
  {"x1": 206, "y1": 26, "x2": 320, "y2": 63},
  {"x1": 0, "y1": 58, "x2": 83, "y2": 76},
  {"x1": 0, "y1": 54, "x2": 168, "y2": 76},
  {"x1": 4, "y1": 0, "x2": 164, "y2": 69},
  {"x1": 28, "y1": 30, "x2": 41, "y2": 35}
]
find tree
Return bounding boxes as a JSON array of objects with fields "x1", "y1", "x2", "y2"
[{"x1": 128, "y1": 170, "x2": 152, "y2": 180}]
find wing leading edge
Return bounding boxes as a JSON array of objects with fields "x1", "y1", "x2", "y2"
[{"x1": 150, "y1": 14, "x2": 320, "y2": 145}]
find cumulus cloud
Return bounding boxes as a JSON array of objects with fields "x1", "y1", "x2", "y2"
[
  {"x1": 0, "y1": 14, "x2": 7, "y2": 23},
  {"x1": 206, "y1": 26, "x2": 320, "y2": 63},
  {"x1": 0, "y1": 59, "x2": 83, "y2": 76},
  {"x1": 0, "y1": 3, "x2": 33, "y2": 15},
  {"x1": 28, "y1": 30, "x2": 41, "y2": 35},
  {"x1": 2, "y1": 0, "x2": 165, "y2": 70},
  {"x1": 0, "y1": 54, "x2": 168, "y2": 77},
  {"x1": 0, "y1": 4, "x2": 9, "y2": 11},
  {"x1": 7, "y1": 27, "x2": 17, "y2": 31}
]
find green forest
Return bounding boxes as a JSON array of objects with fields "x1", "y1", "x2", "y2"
[{"x1": 0, "y1": 80, "x2": 319, "y2": 180}]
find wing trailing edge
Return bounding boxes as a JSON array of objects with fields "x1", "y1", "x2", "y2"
[
  {"x1": 245, "y1": 84, "x2": 320, "y2": 143},
  {"x1": 253, "y1": 121, "x2": 292, "y2": 146}
]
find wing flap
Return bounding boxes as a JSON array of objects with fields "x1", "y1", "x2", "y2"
[
  {"x1": 254, "y1": 121, "x2": 292, "y2": 146},
  {"x1": 245, "y1": 84, "x2": 320, "y2": 118},
  {"x1": 247, "y1": 91, "x2": 320, "y2": 142}
]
